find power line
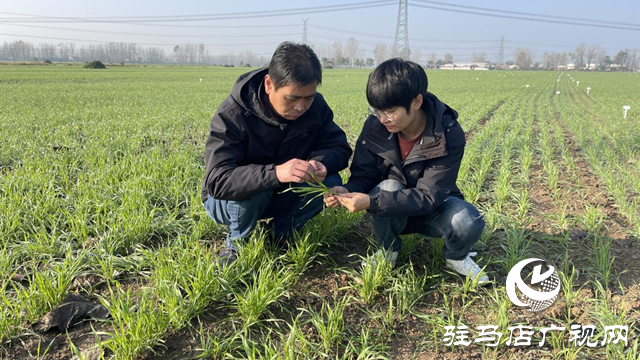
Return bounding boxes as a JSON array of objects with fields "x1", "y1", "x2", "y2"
[
  {"x1": 308, "y1": 24, "x2": 498, "y2": 43},
  {"x1": 309, "y1": 33, "x2": 499, "y2": 50},
  {"x1": 302, "y1": 19, "x2": 309, "y2": 44},
  {"x1": 0, "y1": 2, "x2": 397, "y2": 23},
  {"x1": 409, "y1": 2, "x2": 640, "y2": 32},
  {"x1": 504, "y1": 40, "x2": 621, "y2": 52},
  {"x1": 0, "y1": 23, "x2": 299, "y2": 38},
  {"x1": 0, "y1": 32, "x2": 291, "y2": 47},
  {"x1": 0, "y1": 2, "x2": 394, "y2": 21},
  {"x1": 411, "y1": 0, "x2": 640, "y2": 29}
]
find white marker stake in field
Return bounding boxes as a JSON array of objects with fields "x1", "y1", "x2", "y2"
[
  {"x1": 576, "y1": 81, "x2": 580, "y2": 86},
  {"x1": 623, "y1": 106, "x2": 630, "y2": 119},
  {"x1": 587, "y1": 87, "x2": 591, "y2": 94},
  {"x1": 556, "y1": 91, "x2": 561, "y2": 95},
  {"x1": 526, "y1": 85, "x2": 530, "y2": 88},
  {"x1": 199, "y1": 78, "x2": 202, "y2": 82}
]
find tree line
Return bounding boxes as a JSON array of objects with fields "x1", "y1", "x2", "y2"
[
  {"x1": 0, "y1": 40, "x2": 270, "y2": 67},
  {"x1": 1, "y1": 39, "x2": 638, "y2": 71}
]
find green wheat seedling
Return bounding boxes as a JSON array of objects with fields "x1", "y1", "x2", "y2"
[
  {"x1": 343, "y1": 327, "x2": 390, "y2": 360},
  {"x1": 357, "y1": 250, "x2": 394, "y2": 305},
  {"x1": 302, "y1": 296, "x2": 349, "y2": 355},
  {"x1": 102, "y1": 285, "x2": 171, "y2": 359},
  {"x1": 501, "y1": 224, "x2": 531, "y2": 273},
  {"x1": 590, "y1": 234, "x2": 614, "y2": 286},
  {"x1": 234, "y1": 260, "x2": 293, "y2": 328},
  {"x1": 281, "y1": 314, "x2": 314, "y2": 360},
  {"x1": 391, "y1": 264, "x2": 435, "y2": 320},
  {"x1": 285, "y1": 231, "x2": 322, "y2": 275},
  {"x1": 281, "y1": 173, "x2": 339, "y2": 208},
  {"x1": 558, "y1": 265, "x2": 580, "y2": 321}
]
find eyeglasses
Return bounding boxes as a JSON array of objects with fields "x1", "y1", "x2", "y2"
[{"x1": 367, "y1": 106, "x2": 397, "y2": 122}]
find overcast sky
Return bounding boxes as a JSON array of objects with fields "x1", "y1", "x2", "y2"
[{"x1": 1, "y1": 0, "x2": 639, "y2": 62}]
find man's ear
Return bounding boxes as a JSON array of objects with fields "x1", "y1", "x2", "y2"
[
  {"x1": 264, "y1": 74, "x2": 273, "y2": 94},
  {"x1": 413, "y1": 94, "x2": 424, "y2": 111}
]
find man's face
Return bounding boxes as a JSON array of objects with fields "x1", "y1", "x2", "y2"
[{"x1": 265, "y1": 74, "x2": 317, "y2": 121}]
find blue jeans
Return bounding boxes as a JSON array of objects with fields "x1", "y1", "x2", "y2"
[
  {"x1": 203, "y1": 174, "x2": 342, "y2": 251},
  {"x1": 369, "y1": 179, "x2": 484, "y2": 260}
]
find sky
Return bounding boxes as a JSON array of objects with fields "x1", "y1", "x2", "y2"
[{"x1": 1, "y1": 0, "x2": 639, "y2": 62}]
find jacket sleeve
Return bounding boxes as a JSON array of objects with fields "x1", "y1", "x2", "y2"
[
  {"x1": 343, "y1": 118, "x2": 381, "y2": 194},
  {"x1": 368, "y1": 122, "x2": 465, "y2": 217},
  {"x1": 307, "y1": 98, "x2": 353, "y2": 175},
  {"x1": 203, "y1": 106, "x2": 280, "y2": 201}
]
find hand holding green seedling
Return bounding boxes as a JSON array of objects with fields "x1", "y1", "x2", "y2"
[
  {"x1": 281, "y1": 172, "x2": 340, "y2": 208},
  {"x1": 275, "y1": 159, "x2": 327, "y2": 183},
  {"x1": 335, "y1": 192, "x2": 371, "y2": 213},
  {"x1": 323, "y1": 186, "x2": 349, "y2": 208},
  {"x1": 308, "y1": 160, "x2": 327, "y2": 183}
]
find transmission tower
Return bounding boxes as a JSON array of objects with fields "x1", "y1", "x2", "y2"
[
  {"x1": 302, "y1": 19, "x2": 309, "y2": 45},
  {"x1": 498, "y1": 35, "x2": 504, "y2": 64},
  {"x1": 392, "y1": 0, "x2": 409, "y2": 59}
]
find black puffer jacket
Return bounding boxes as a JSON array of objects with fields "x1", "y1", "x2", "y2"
[
  {"x1": 344, "y1": 93, "x2": 465, "y2": 217},
  {"x1": 201, "y1": 68, "x2": 352, "y2": 202}
]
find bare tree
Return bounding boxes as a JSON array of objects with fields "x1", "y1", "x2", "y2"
[
  {"x1": 373, "y1": 43, "x2": 388, "y2": 66},
  {"x1": 345, "y1": 37, "x2": 358, "y2": 68},
  {"x1": 443, "y1": 53, "x2": 453, "y2": 64},
  {"x1": 332, "y1": 41, "x2": 343, "y2": 68},
  {"x1": 595, "y1": 48, "x2": 607, "y2": 71},
  {"x1": 586, "y1": 45, "x2": 600, "y2": 70},
  {"x1": 428, "y1": 53, "x2": 437, "y2": 65},
  {"x1": 572, "y1": 43, "x2": 586, "y2": 69},
  {"x1": 411, "y1": 48, "x2": 422, "y2": 63},
  {"x1": 471, "y1": 52, "x2": 486, "y2": 63},
  {"x1": 630, "y1": 48, "x2": 639, "y2": 72},
  {"x1": 514, "y1": 48, "x2": 534, "y2": 69}
]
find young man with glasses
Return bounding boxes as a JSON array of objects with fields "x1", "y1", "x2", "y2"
[{"x1": 324, "y1": 58, "x2": 489, "y2": 284}]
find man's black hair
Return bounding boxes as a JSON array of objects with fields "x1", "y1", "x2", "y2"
[
  {"x1": 366, "y1": 58, "x2": 429, "y2": 113},
  {"x1": 268, "y1": 42, "x2": 322, "y2": 90}
]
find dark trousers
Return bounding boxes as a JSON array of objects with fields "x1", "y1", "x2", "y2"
[
  {"x1": 204, "y1": 174, "x2": 342, "y2": 250},
  {"x1": 369, "y1": 179, "x2": 484, "y2": 260}
]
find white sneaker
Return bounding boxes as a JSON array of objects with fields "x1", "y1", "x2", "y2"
[
  {"x1": 361, "y1": 249, "x2": 398, "y2": 268},
  {"x1": 445, "y1": 252, "x2": 490, "y2": 284}
]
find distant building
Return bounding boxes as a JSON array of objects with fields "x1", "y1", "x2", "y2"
[
  {"x1": 440, "y1": 63, "x2": 489, "y2": 70},
  {"x1": 556, "y1": 65, "x2": 568, "y2": 71},
  {"x1": 567, "y1": 63, "x2": 576, "y2": 70}
]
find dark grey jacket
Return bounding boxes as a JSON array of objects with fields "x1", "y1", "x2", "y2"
[
  {"x1": 344, "y1": 93, "x2": 465, "y2": 217},
  {"x1": 201, "y1": 68, "x2": 352, "y2": 202}
]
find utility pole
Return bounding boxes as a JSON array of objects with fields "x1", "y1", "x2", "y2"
[
  {"x1": 392, "y1": 0, "x2": 409, "y2": 60},
  {"x1": 302, "y1": 19, "x2": 309, "y2": 45},
  {"x1": 9, "y1": 47, "x2": 16, "y2": 63},
  {"x1": 499, "y1": 35, "x2": 504, "y2": 65}
]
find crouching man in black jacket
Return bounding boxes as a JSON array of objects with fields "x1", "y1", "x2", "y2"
[
  {"x1": 325, "y1": 59, "x2": 489, "y2": 284},
  {"x1": 202, "y1": 42, "x2": 352, "y2": 268}
]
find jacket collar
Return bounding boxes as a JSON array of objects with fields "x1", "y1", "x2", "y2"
[{"x1": 364, "y1": 92, "x2": 452, "y2": 162}]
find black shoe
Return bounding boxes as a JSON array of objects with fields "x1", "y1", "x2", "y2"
[{"x1": 218, "y1": 246, "x2": 238, "y2": 268}]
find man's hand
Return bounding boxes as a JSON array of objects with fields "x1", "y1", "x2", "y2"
[
  {"x1": 323, "y1": 186, "x2": 349, "y2": 208},
  {"x1": 308, "y1": 160, "x2": 327, "y2": 183},
  {"x1": 275, "y1": 159, "x2": 317, "y2": 184},
  {"x1": 336, "y1": 192, "x2": 371, "y2": 213}
]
